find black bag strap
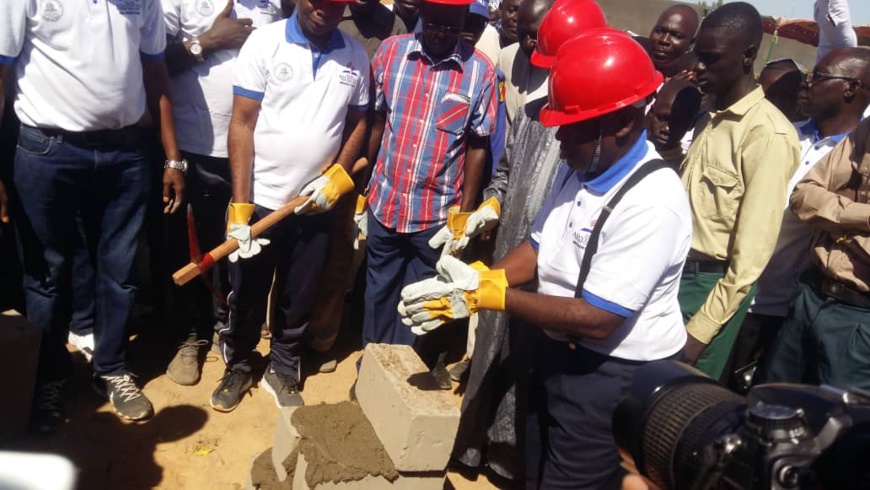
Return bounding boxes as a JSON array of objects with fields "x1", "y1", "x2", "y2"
[{"x1": 574, "y1": 159, "x2": 673, "y2": 298}]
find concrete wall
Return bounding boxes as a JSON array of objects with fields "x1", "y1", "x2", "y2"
[{"x1": 599, "y1": 0, "x2": 818, "y2": 73}]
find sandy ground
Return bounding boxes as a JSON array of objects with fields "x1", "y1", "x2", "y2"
[{"x1": 5, "y1": 325, "x2": 497, "y2": 490}]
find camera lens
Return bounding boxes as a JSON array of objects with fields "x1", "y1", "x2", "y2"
[{"x1": 614, "y1": 361, "x2": 744, "y2": 490}]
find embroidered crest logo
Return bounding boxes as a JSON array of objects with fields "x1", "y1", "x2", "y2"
[
  {"x1": 195, "y1": 0, "x2": 214, "y2": 16},
  {"x1": 272, "y1": 63, "x2": 293, "y2": 82},
  {"x1": 339, "y1": 69, "x2": 358, "y2": 87},
  {"x1": 42, "y1": 0, "x2": 64, "y2": 22}
]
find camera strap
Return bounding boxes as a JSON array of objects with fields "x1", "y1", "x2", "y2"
[{"x1": 574, "y1": 159, "x2": 672, "y2": 298}]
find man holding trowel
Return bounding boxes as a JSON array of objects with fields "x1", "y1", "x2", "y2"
[{"x1": 212, "y1": 0, "x2": 369, "y2": 412}]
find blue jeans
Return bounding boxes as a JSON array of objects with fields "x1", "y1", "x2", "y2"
[
  {"x1": 69, "y1": 213, "x2": 96, "y2": 336},
  {"x1": 13, "y1": 125, "x2": 149, "y2": 380},
  {"x1": 363, "y1": 211, "x2": 445, "y2": 364}
]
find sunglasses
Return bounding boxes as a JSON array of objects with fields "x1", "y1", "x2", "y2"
[{"x1": 805, "y1": 70, "x2": 862, "y2": 87}]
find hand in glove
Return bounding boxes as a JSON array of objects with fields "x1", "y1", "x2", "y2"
[
  {"x1": 428, "y1": 206, "x2": 471, "y2": 257},
  {"x1": 226, "y1": 203, "x2": 270, "y2": 262},
  {"x1": 295, "y1": 164, "x2": 355, "y2": 215},
  {"x1": 353, "y1": 194, "x2": 368, "y2": 250},
  {"x1": 398, "y1": 256, "x2": 507, "y2": 335},
  {"x1": 428, "y1": 197, "x2": 501, "y2": 256}
]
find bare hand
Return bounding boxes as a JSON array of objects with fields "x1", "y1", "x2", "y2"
[
  {"x1": 200, "y1": 0, "x2": 254, "y2": 52},
  {"x1": 162, "y1": 168, "x2": 185, "y2": 214},
  {"x1": 622, "y1": 474, "x2": 649, "y2": 490},
  {"x1": 480, "y1": 226, "x2": 497, "y2": 243},
  {"x1": 0, "y1": 179, "x2": 9, "y2": 223},
  {"x1": 683, "y1": 334, "x2": 707, "y2": 366}
]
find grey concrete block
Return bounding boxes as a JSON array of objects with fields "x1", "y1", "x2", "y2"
[{"x1": 355, "y1": 343, "x2": 460, "y2": 472}]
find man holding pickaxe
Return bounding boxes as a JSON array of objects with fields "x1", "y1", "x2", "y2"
[
  {"x1": 161, "y1": 0, "x2": 285, "y2": 387},
  {"x1": 211, "y1": 0, "x2": 369, "y2": 412}
]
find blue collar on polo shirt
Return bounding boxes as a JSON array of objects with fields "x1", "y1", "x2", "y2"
[
  {"x1": 583, "y1": 130, "x2": 649, "y2": 194},
  {"x1": 409, "y1": 33, "x2": 466, "y2": 69},
  {"x1": 285, "y1": 12, "x2": 346, "y2": 75},
  {"x1": 799, "y1": 118, "x2": 849, "y2": 145}
]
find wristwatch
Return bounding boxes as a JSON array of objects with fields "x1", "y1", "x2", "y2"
[
  {"x1": 189, "y1": 37, "x2": 205, "y2": 62},
  {"x1": 164, "y1": 159, "x2": 188, "y2": 174}
]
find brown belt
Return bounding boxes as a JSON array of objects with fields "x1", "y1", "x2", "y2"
[{"x1": 815, "y1": 276, "x2": 870, "y2": 308}]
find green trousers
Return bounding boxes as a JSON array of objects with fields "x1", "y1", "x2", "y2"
[
  {"x1": 758, "y1": 282, "x2": 870, "y2": 391},
  {"x1": 679, "y1": 271, "x2": 756, "y2": 380}
]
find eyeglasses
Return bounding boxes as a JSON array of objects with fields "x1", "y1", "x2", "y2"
[
  {"x1": 421, "y1": 22, "x2": 463, "y2": 36},
  {"x1": 805, "y1": 70, "x2": 862, "y2": 87}
]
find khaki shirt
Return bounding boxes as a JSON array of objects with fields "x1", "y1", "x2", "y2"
[
  {"x1": 790, "y1": 118, "x2": 870, "y2": 292},
  {"x1": 680, "y1": 86, "x2": 801, "y2": 343}
]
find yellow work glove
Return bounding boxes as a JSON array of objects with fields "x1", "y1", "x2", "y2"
[
  {"x1": 226, "y1": 203, "x2": 270, "y2": 262},
  {"x1": 428, "y1": 206, "x2": 472, "y2": 256},
  {"x1": 398, "y1": 256, "x2": 508, "y2": 335},
  {"x1": 295, "y1": 164, "x2": 355, "y2": 215},
  {"x1": 353, "y1": 194, "x2": 368, "y2": 250}
]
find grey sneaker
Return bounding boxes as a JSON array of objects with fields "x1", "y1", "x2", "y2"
[
  {"x1": 210, "y1": 367, "x2": 253, "y2": 413},
  {"x1": 31, "y1": 380, "x2": 66, "y2": 433},
  {"x1": 93, "y1": 373, "x2": 154, "y2": 421},
  {"x1": 262, "y1": 368, "x2": 304, "y2": 408},
  {"x1": 166, "y1": 339, "x2": 208, "y2": 386}
]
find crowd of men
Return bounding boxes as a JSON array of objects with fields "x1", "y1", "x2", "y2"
[{"x1": 1, "y1": 0, "x2": 869, "y2": 487}]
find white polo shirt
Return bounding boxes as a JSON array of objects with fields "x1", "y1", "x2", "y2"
[
  {"x1": 233, "y1": 14, "x2": 369, "y2": 210},
  {"x1": 0, "y1": 0, "x2": 167, "y2": 131},
  {"x1": 750, "y1": 119, "x2": 851, "y2": 317},
  {"x1": 530, "y1": 135, "x2": 692, "y2": 361},
  {"x1": 163, "y1": 0, "x2": 282, "y2": 157}
]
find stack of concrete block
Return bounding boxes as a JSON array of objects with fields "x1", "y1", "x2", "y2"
[
  {"x1": 355, "y1": 343, "x2": 461, "y2": 478},
  {"x1": 0, "y1": 311, "x2": 41, "y2": 443},
  {"x1": 248, "y1": 343, "x2": 461, "y2": 489}
]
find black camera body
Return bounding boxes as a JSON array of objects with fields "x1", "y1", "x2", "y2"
[{"x1": 614, "y1": 361, "x2": 870, "y2": 490}]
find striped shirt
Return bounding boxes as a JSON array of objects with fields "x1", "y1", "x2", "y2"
[{"x1": 368, "y1": 33, "x2": 498, "y2": 233}]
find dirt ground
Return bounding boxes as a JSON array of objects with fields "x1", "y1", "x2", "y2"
[{"x1": 4, "y1": 323, "x2": 497, "y2": 490}]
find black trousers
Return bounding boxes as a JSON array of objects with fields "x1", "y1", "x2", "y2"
[
  {"x1": 219, "y1": 207, "x2": 332, "y2": 381},
  {"x1": 529, "y1": 335, "x2": 682, "y2": 489},
  {"x1": 165, "y1": 151, "x2": 233, "y2": 339}
]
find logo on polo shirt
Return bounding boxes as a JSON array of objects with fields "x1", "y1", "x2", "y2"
[
  {"x1": 42, "y1": 0, "x2": 64, "y2": 21},
  {"x1": 116, "y1": 0, "x2": 142, "y2": 16},
  {"x1": 339, "y1": 68, "x2": 359, "y2": 87},
  {"x1": 272, "y1": 63, "x2": 294, "y2": 82},
  {"x1": 196, "y1": 0, "x2": 215, "y2": 16},
  {"x1": 573, "y1": 228, "x2": 592, "y2": 249}
]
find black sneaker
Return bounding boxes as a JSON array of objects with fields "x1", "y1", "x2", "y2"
[
  {"x1": 262, "y1": 367, "x2": 304, "y2": 408},
  {"x1": 210, "y1": 367, "x2": 253, "y2": 412},
  {"x1": 30, "y1": 380, "x2": 66, "y2": 433},
  {"x1": 93, "y1": 373, "x2": 154, "y2": 421}
]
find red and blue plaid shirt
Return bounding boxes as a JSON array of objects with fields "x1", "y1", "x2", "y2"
[{"x1": 367, "y1": 34, "x2": 498, "y2": 233}]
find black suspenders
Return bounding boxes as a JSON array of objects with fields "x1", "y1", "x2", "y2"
[{"x1": 573, "y1": 159, "x2": 672, "y2": 298}]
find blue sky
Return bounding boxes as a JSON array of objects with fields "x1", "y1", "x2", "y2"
[{"x1": 734, "y1": 1, "x2": 870, "y2": 25}]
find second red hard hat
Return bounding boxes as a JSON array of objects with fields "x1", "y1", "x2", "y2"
[
  {"x1": 530, "y1": 0, "x2": 609, "y2": 68},
  {"x1": 540, "y1": 28, "x2": 664, "y2": 127}
]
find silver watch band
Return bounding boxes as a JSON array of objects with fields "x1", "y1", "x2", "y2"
[{"x1": 164, "y1": 159, "x2": 188, "y2": 173}]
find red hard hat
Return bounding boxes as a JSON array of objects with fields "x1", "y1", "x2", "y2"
[
  {"x1": 530, "y1": 0, "x2": 608, "y2": 68},
  {"x1": 540, "y1": 28, "x2": 664, "y2": 127}
]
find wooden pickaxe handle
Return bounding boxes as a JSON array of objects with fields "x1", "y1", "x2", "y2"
[
  {"x1": 172, "y1": 157, "x2": 369, "y2": 286},
  {"x1": 172, "y1": 194, "x2": 310, "y2": 286}
]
